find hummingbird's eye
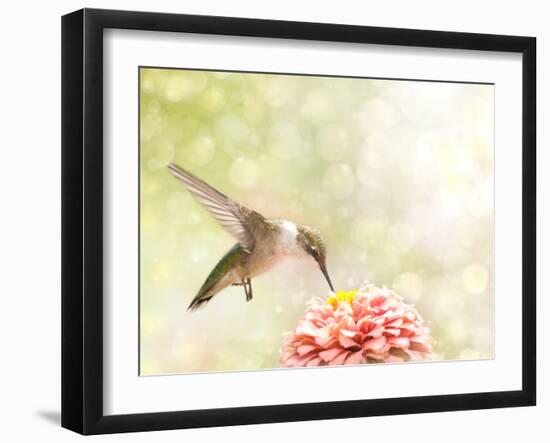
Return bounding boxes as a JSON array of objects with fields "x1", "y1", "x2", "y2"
[{"x1": 311, "y1": 248, "x2": 320, "y2": 260}]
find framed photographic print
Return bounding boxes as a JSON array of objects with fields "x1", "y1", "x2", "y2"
[{"x1": 61, "y1": 8, "x2": 536, "y2": 434}]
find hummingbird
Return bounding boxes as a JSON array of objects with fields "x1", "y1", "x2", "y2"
[{"x1": 167, "y1": 163, "x2": 335, "y2": 311}]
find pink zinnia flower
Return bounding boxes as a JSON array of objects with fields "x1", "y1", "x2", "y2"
[{"x1": 280, "y1": 284, "x2": 432, "y2": 367}]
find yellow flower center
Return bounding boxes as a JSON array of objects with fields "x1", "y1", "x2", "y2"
[{"x1": 327, "y1": 290, "x2": 358, "y2": 309}]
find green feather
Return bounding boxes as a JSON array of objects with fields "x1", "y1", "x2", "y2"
[{"x1": 188, "y1": 243, "x2": 247, "y2": 310}]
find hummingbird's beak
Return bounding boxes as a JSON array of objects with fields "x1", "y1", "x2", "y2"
[{"x1": 320, "y1": 263, "x2": 335, "y2": 292}]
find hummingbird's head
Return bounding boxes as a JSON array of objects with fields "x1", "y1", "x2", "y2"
[{"x1": 297, "y1": 225, "x2": 335, "y2": 292}]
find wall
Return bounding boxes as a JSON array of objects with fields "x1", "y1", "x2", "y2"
[{"x1": 0, "y1": 1, "x2": 545, "y2": 441}]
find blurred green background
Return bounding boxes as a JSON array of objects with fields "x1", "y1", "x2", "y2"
[{"x1": 139, "y1": 68, "x2": 494, "y2": 375}]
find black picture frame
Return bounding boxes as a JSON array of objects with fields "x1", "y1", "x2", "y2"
[{"x1": 61, "y1": 8, "x2": 536, "y2": 435}]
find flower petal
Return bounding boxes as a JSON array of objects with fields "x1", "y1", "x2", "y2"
[
  {"x1": 319, "y1": 347, "x2": 343, "y2": 362},
  {"x1": 345, "y1": 350, "x2": 364, "y2": 365},
  {"x1": 339, "y1": 334, "x2": 360, "y2": 349},
  {"x1": 306, "y1": 357, "x2": 323, "y2": 367},
  {"x1": 329, "y1": 350, "x2": 349, "y2": 366},
  {"x1": 364, "y1": 336, "x2": 387, "y2": 352},
  {"x1": 297, "y1": 344, "x2": 318, "y2": 356}
]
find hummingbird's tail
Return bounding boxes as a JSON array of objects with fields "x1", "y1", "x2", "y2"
[
  {"x1": 187, "y1": 293, "x2": 215, "y2": 311},
  {"x1": 187, "y1": 243, "x2": 247, "y2": 311}
]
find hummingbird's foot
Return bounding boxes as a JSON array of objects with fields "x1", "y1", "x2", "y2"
[
  {"x1": 233, "y1": 280, "x2": 252, "y2": 301},
  {"x1": 245, "y1": 278, "x2": 253, "y2": 302}
]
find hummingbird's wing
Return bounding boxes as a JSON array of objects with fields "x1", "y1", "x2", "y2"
[{"x1": 167, "y1": 163, "x2": 263, "y2": 253}]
